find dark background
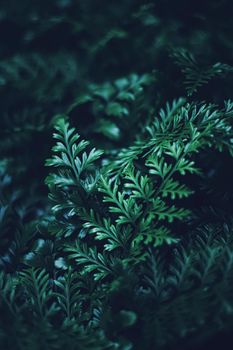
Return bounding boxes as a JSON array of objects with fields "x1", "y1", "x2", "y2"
[{"x1": 0, "y1": 1, "x2": 233, "y2": 349}]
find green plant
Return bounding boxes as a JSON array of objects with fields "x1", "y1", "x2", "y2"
[{"x1": 1, "y1": 1, "x2": 233, "y2": 349}]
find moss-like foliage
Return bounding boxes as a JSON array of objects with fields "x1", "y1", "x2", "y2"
[{"x1": 1, "y1": 1, "x2": 233, "y2": 349}]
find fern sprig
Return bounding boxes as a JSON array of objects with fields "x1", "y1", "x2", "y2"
[
  {"x1": 99, "y1": 175, "x2": 142, "y2": 225},
  {"x1": 171, "y1": 48, "x2": 233, "y2": 96},
  {"x1": 20, "y1": 268, "x2": 55, "y2": 320},
  {"x1": 45, "y1": 117, "x2": 103, "y2": 187},
  {"x1": 80, "y1": 209, "x2": 131, "y2": 251},
  {"x1": 65, "y1": 243, "x2": 115, "y2": 281},
  {"x1": 54, "y1": 269, "x2": 81, "y2": 320}
]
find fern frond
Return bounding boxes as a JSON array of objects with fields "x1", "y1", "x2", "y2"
[
  {"x1": 171, "y1": 48, "x2": 233, "y2": 96},
  {"x1": 99, "y1": 175, "x2": 142, "y2": 226},
  {"x1": 65, "y1": 243, "x2": 115, "y2": 281},
  {"x1": 20, "y1": 268, "x2": 55, "y2": 319},
  {"x1": 0, "y1": 271, "x2": 19, "y2": 315},
  {"x1": 124, "y1": 165, "x2": 154, "y2": 201},
  {"x1": 54, "y1": 269, "x2": 81, "y2": 320},
  {"x1": 80, "y1": 209, "x2": 131, "y2": 251},
  {"x1": 45, "y1": 117, "x2": 103, "y2": 186}
]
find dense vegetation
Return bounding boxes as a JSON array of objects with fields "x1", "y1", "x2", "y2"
[{"x1": 1, "y1": 1, "x2": 233, "y2": 349}]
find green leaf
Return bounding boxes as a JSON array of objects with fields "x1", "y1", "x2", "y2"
[
  {"x1": 65, "y1": 243, "x2": 114, "y2": 280},
  {"x1": 162, "y1": 178, "x2": 193, "y2": 199}
]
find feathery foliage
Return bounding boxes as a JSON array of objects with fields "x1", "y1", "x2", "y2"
[{"x1": 1, "y1": 1, "x2": 233, "y2": 349}]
